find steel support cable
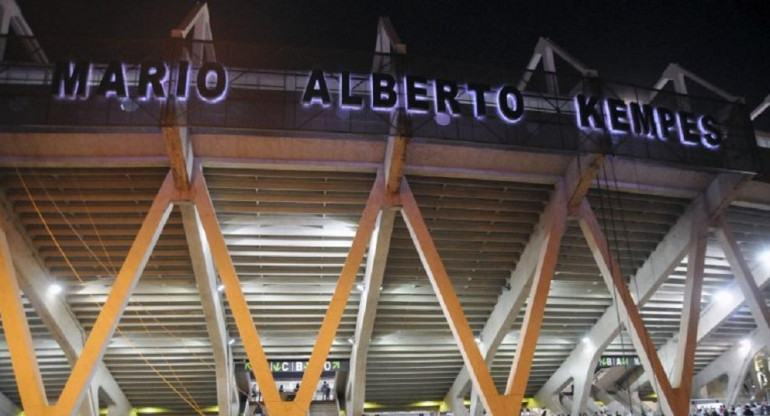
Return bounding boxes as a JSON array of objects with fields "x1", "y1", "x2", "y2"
[
  {"x1": 74, "y1": 184, "x2": 118, "y2": 274},
  {"x1": 15, "y1": 168, "x2": 207, "y2": 416},
  {"x1": 594, "y1": 166, "x2": 630, "y2": 410},
  {"x1": 69, "y1": 179, "x2": 217, "y2": 373},
  {"x1": 27, "y1": 171, "x2": 217, "y2": 396},
  {"x1": 70, "y1": 172, "x2": 254, "y2": 403},
  {"x1": 608, "y1": 159, "x2": 653, "y2": 415},
  {"x1": 597, "y1": 162, "x2": 637, "y2": 415},
  {"x1": 18, "y1": 168, "x2": 207, "y2": 415},
  {"x1": 594, "y1": 163, "x2": 635, "y2": 416}
]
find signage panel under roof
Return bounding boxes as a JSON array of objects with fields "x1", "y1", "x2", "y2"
[{"x1": 0, "y1": 36, "x2": 760, "y2": 174}]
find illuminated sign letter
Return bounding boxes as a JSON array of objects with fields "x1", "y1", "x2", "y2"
[
  {"x1": 654, "y1": 107, "x2": 676, "y2": 141},
  {"x1": 467, "y1": 83, "x2": 490, "y2": 118},
  {"x1": 676, "y1": 111, "x2": 700, "y2": 146},
  {"x1": 434, "y1": 79, "x2": 460, "y2": 115},
  {"x1": 698, "y1": 115, "x2": 722, "y2": 149},
  {"x1": 175, "y1": 61, "x2": 191, "y2": 99},
  {"x1": 52, "y1": 60, "x2": 91, "y2": 99},
  {"x1": 371, "y1": 72, "x2": 398, "y2": 110},
  {"x1": 629, "y1": 102, "x2": 656, "y2": 137},
  {"x1": 339, "y1": 71, "x2": 363, "y2": 109},
  {"x1": 96, "y1": 61, "x2": 128, "y2": 98},
  {"x1": 138, "y1": 61, "x2": 168, "y2": 100},
  {"x1": 405, "y1": 75, "x2": 430, "y2": 112},
  {"x1": 574, "y1": 94, "x2": 605, "y2": 130},
  {"x1": 197, "y1": 62, "x2": 228, "y2": 102},
  {"x1": 303, "y1": 69, "x2": 331, "y2": 106},
  {"x1": 604, "y1": 98, "x2": 631, "y2": 133},
  {"x1": 497, "y1": 85, "x2": 524, "y2": 123}
]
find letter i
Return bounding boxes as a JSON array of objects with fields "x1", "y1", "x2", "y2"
[{"x1": 175, "y1": 61, "x2": 190, "y2": 99}]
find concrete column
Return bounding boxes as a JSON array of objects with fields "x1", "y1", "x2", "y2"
[
  {"x1": 81, "y1": 384, "x2": 100, "y2": 416},
  {"x1": 716, "y1": 223, "x2": 770, "y2": 345},
  {"x1": 449, "y1": 394, "x2": 469, "y2": 416},
  {"x1": 693, "y1": 331, "x2": 763, "y2": 406},
  {"x1": 0, "y1": 391, "x2": 20, "y2": 416},
  {"x1": 571, "y1": 352, "x2": 601, "y2": 416},
  {"x1": 469, "y1": 389, "x2": 482, "y2": 416},
  {"x1": 346, "y1": 210, "x2": 396, "y2": 416},
  {"x1": 181, "y1": 204, "x2": 236, "y2": 416},
  {"x1": 725, "y1": 354, "x2": 755, "y2": 406}
]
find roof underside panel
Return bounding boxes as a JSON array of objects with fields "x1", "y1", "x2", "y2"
[{"x1": 1, "y1": 166, "x2": 770, "y2": 412}]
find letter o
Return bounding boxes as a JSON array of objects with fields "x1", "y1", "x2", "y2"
[
  {"x1": 197, "y1": 62, "x2": 228, "y2": 102},
  {"x1": 497, "y1": 86, "x2": 524, "y2": 123}
]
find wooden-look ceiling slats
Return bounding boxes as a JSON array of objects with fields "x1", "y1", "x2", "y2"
[{"x1": 0, "y1": 167, "x2": 768, "y2": 410}]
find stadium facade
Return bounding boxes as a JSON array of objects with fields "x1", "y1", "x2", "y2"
[{"x1": 1, "y1": 2, "x2": 770, "y2": 416}]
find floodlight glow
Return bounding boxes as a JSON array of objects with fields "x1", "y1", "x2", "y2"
[
  {"x1": 759, "y1": 250, "x2": 770, "y2": 265},
  {"x1": 228, "y1": 338, "x2": 235, "y2": 346},
  {"x1": 356, "y1": 283, "x2": 364, "y2": 291},
  {"x1": 347, "y1": 337, "x2": 354, "y2": 345},
  {"x1": 133, "y1": 407, "x2": 170, "y2": 414},
  {"x1": 48, "y1": 283, "x2": 63, "y2": 296},
  {"x1": 714, "y1": 290, "x2": 732, "y2": 304},
  {"x1": 582, "y1": 336, "x2": 591, "y2": 344},
  {"x1": 739, "y1": 338, "x2": 752, "y2": 354},
  {"x1": 217, "y1": 284, "x2": 225, "y2": 292}
]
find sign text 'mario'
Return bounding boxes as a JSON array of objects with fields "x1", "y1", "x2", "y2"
[{"x1": 52, "y1": 60, "x2": 228, "y2": 102}]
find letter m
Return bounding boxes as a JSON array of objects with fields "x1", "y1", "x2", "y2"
[{"x1": 52, "y1": 60, "x2": 90, "y2": 98}]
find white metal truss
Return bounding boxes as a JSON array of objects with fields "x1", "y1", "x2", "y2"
[
  {"x1": 0, "y1": 0, "x2": 47, "y2": 62},
  {"x1": 346, "y1": 17, "x2": 407, "y2": 416}
]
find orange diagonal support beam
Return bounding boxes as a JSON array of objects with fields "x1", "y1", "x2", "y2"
[
  {"x1": 400, "y1": 178, "x2": 512, "y2": 416},
  {"x1": 670, "y1": 212, "x2": 707, "y2": 404},
  {"x1": 505, "y1": 180, "x2": 567, "y2": 409},
  {"x1": 296, "y1": 169, "x2": 384, "y2": 411},
  {"x1": 53, "y1": 171, "x2": 176, "y2": 416},
  {"x1": 0, "y1": 225, "x2": 50, "y2": 415},
  {"x1": 192, "y1": 165, "x2": 385, "y2": 416},
  {"x1": 578, "y1": 200, "x2": 679, "y2": 414}
]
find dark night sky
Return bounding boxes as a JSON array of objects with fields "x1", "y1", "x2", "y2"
[{"x1": 15, "y1": 0, "x2": 770, "y2": 109}]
